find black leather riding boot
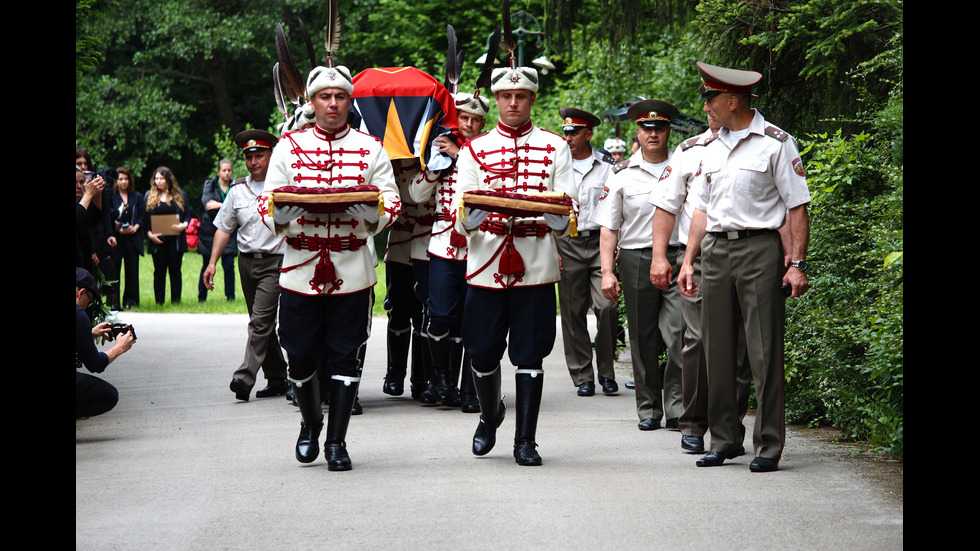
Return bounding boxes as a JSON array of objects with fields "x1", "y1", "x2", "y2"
[
  {"x1": 325, "y1": 375, "x2": 359, "y2": 471},
  {"x1": 459, "y1": 350, "x2": 480, "y2": 413},
  {"x1": 383, "y1": 326, "x2": 410, "y2": 396},
  {"x1": 291, "y1": 372, "x2": 323, "y2": 464},
  {"x1": 419, "y1": 331, "x2": 449, "y2": 404},
  {"x1": 409, "y1": 328, "x2": 427, "y2": 399},
  {"x1": 514, "y1": 366, "x2": 544, "y2": 466},
  {"x1": 471, "y1": 363, "x2": 505, "y2": 456},
  {"x1": 442, "y1": 337, "x2": 464, "y2": 407}
]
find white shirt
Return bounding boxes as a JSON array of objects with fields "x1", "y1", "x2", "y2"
[{"x1": 692, "y1": 110, "x2": 810, "y2": 232}]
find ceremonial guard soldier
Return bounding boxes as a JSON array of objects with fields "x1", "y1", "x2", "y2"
[
  {"x1": 381, "y1": 158, "x2": 432, "y2": 401},
  {"x1": 261, "y1": 63, "x2": 400, "y2": 471},
  {"x1": 451, "y1": 56, "x2": 576, "y2": 466},
  {"x1": 409, "y1": 92, "x2": 490, "y2": 413},
  {"x1": 675, "y1": 62, "x2": 810, "y2": 472}
]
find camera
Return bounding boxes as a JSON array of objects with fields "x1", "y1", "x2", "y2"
[{"x1": 110, "y1": 323, "x2": 137, "y2": 341}]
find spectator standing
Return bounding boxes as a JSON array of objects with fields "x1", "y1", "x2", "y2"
[
  {"x1": 198, "y1": 159, "x2": 238, "y2": 302},
  {"x1": 109, "y1": 167, "x2": 145, "y2": 310},
  {"x1": 143, "y1": 166, "x2": 190, "y2": 304}
]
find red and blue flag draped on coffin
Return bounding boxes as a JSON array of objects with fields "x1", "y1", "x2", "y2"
[{"x1": 351, "y1": 67, "x2": 458, "y2": 172}]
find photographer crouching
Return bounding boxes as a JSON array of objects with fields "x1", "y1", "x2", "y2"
[{"x1": 76, "y1": 267, "x2": 136, "y2": 419}]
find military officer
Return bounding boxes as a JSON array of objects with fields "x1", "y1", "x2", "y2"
[
  {"x1": 555, "y1": 107, "x2": 618, "y2": 397},
  {"x1": 205, "y1": 129, "x2": 289, "y2": 403},
  {"x1": 451, "y1": 62, "x2": 576, "y2": 466},
  {"x1": 261, "y1": 63, "x2": 400, "y2": 471},
  {"x1": 676, "y1": 62, "x2": 810, "y2": 472},
  {"x1": 593, "y1": 99, "x2": 685, "y2": 432}
]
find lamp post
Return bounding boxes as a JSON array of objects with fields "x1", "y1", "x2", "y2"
[{"x1": 476, "y1": 10, "x2": 554, "y2": 74}]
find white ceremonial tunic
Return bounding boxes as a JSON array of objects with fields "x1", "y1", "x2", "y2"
[
  {"x1": 692, "y1": 110, "x2": 810, "y2": 232},
  {"x1": 451, "y1": 120, "x2": 576, "y2": 289},
  {"x1": 260, "y1": 124, "x2": 400, "y2": 296},
  {"x1": 384, "y1": 160, "x2": 432, "y2": 264},
  {"x1": 593, "y1": 150, "x2": 677, "y2": 248},
  {"x1": 411, "y1": 163, "x2": 468, "y2": 262}
]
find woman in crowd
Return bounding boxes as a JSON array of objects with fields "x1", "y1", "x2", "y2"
[
  {"x1": 143, "y1": 166, "x2": 190, "y2": 304},
  {"x1": 110, "y1": 167, "x2": 145, "y2": 309}
]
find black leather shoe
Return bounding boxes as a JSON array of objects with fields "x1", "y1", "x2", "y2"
[
  {"x1": 749, "y1": 456, "x2": 779, "y2": 472},
  {"x1": 514, "y1": 440, "x2": 542, "y2": 466},
  {"x1": 285, "y1": 386, "x2": 295, "y2": 402},
  {"x1": 696, "y1": 448, "x2": 741, "y2": 467},
  {"x1": 665, "y1": 418, "x2": 679, "y2": 431},
  {"x1": 442, "y1": 386, "x2": 461, "y2": 407},
  {"x1": 625, "y1": 380, "x2": 635, "y2": 389},
  {"x1": 382, "y1": 375, "x2": 404, "y2": 396},
  {"x1": 418, "y1": 380, "x2": 440, "y2": 404},
  {"x1": 460, "y1": 394, "x2": 480, "y2": 413},
  {"x1": 324, "y1": 442, "x2": 352, "y2": 471},
  {"x1": 598, "y1": 376, "x2": 618, "y2": 395},
  {"x1": 681, "y1": 435, "x2": 705, "y2": 453},
  {"x1": 255, "y1": 380, "x2": 289, "y2": 398},
  {"x1": 637, "y1": 418, "x2": 659, "y2": 431},
  {"x1": 229, "y1": 378, "x2": 251, "y2": 401},
  {"x1": 577, "y1": 381, "x2": 595, "y2": 396}
]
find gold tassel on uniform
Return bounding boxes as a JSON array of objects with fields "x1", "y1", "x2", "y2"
[{"x1": 568, "y1": 209, "x2": 577, "y2": 237}]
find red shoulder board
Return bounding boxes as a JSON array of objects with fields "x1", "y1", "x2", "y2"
[
  {"x1": 230, "y1": 177, "x2": 247, "y2": 187},
  {"x1": 765, "y1": 125, "x2": 789, "y2": 142},
  {"x1": 680, "y1": 136, "x2": 701, "y2": 152},
  {"x1": 612, "y1": 160, "x2": 630, "y2": 174}
]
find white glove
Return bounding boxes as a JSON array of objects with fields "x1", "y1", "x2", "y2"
[
  {"x1": 346, "y1": 203, "x2": 380, "y2": 224},
  {"x1": 274, "y1": 205, "x2": 307, "y2": 225},
  {"x1": 461, "y1": 207, "x2": 490, "y2": 230},
  {"x1": 543, "y1": 212, "x2": 569, "y2": 231}
]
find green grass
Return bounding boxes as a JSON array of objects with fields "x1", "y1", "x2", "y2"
[{"x1": 126, "y1": 248, "x2": 388, "y2": 316}]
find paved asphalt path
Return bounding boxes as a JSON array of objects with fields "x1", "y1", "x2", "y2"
[{"x1": 77, "y1": 312, "x2": 902, "y2": 550}]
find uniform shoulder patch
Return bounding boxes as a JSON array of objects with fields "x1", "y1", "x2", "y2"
[
  {"x1": 612, "y1": 160, "x2": 630, "y2": 174},
  {"x1": 792, "y1": 156, "x2": 805, "y2": 177},
  {"x1": 702, "y1": 132, "x2": 719, "y2": 145},
  {"x1": 231, "y1": 177, "x2": 247, "y2": 187},
  {"x1": 680, "y1": 136, "x2": 701, "y2": 152},
  {"x1": 765, "y1": 125, "x2": 789, "y2": 142}
]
